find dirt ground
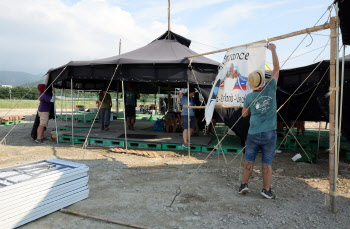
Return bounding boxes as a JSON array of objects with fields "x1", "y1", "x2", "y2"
[{"x1": 1, "y1": 109, "x2": 350, "y2": 229}]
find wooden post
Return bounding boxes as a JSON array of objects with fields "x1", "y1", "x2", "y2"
[
  {"x1": 168, "y1": 0, "x2": 171, "y2": 39},
  {"x1": 329, "y1": 16, "x2": 337, "y2": 213}
]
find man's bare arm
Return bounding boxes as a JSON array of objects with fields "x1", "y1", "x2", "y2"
[{"x1": 268, "y1": 43, "x2": 280, "y2": 84}]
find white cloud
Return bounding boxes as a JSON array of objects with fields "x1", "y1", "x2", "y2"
[{"x1": 0, "y1": 0, "x2": 190, "y2": 74}]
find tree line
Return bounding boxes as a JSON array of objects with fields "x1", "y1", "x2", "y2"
[{"x1": 0, "y1": 87, "x2": 38, "y2": 100}]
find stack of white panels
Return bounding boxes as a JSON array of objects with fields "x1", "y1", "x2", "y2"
[{"x1": 0, "y1": 159, "x2": 89, "y2": 229}]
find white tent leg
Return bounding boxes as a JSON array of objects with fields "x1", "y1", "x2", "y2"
[
  {"x1": 53, "y1": 86, "x2": 59, "y2": 144},
  {"x1": 71, "y1": 79, "x2": 74, "y2": 146},
  {"x1": 187, "y1": 81, "x2": 190, "y2": 157},
  {"x1": 122, "y1": 80, "x2": 128, "y2": 150}
]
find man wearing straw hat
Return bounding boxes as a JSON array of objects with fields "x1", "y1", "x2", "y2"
[{"x1": 238, "y1": 43, "x2": 279, "y2": 199}]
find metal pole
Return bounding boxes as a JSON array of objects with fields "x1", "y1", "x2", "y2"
[
  {"x1": 83, "y1": 91, "x2": 86, "y2": 122},
  {"x1": 117, "y1": 39, "x2": 121, "y2": 117},
  {"x1": 317, "y1": 122, "x2": 321, "y2": 158},
  {"x1": 53, "y1": 86, "x2": 59, "y2": 144},
  {"x1": 60, "y1": 89, "x2": 63, "y2": 117},
  {"x1": 65, "y1": 88, "x2": 67, "y2": 122},
  {"x1": 338, "y1": 46, "x2": 346, "y2": 160},
  {"x1": 71, "y1": 79, "x2": 74, "y2": 146},
  {"x1": 117, "y1": 81, "x2": 120, "y2": 116},
  {"x1": 187, "y1": 81, "x2": 190, "y2": 157},
  {"x1": 122, "y1": 80, "x2": 128, "y2": 150}
]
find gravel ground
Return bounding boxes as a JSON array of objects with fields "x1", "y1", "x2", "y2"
[{"x1": 0, "y1": 109, "x2": 349, "y2": 229}]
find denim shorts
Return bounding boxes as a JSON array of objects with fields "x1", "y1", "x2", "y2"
[
  {"x1": 245, "y1": 129, "x2": 277, "y2": 166},
  {"x1": 182, "y1": 115, "x2": 195, "y2": 129}
]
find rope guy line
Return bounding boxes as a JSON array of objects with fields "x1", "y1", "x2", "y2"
[{"x1": 82, "y1": 65, "x2": 119, "y2": 150}]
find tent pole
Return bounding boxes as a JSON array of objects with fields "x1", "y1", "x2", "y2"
[
  {"x1": 122, "y1": 80, "x2": 128, "y2": 151},
  {"x1": 168, "y1": 0, "x2": 171, "y2": 39},
  {"x1": 60, "y1": 89, "x2": 63, "y2": 117},
  {"x1": 329, "y1": 16, "x2": 337, "y2": 213},
  {"x1": 117, "y1": 81, "x2": 120, "y2": 116},
  {"x1": 317, "y1": 122, "x2": 321, "y2": 158},
  {"x1": 65, "y1": 88, "x2": 67, "y2": 122},
  {"x1": 338, "y1": 45, "x2": 346, "y2": 163},
  {"x1": 71, "y1": 79, "x2": 74, "y2": 146},
  {"x1": 53, "y1": 86, "x2": 59, "y2": 144},
  {"x1": 187, "y1": 81, "x2": 190, "y2": 157},
  {"x1": 168, "y1": 84, "x2": 171, "y2": 111},
  {"x1": 83, "y1": 91, "x2": 86, "y2": 122},
  {"x1": 117, "y1": 39, "x2": 121, "y2": 117}
]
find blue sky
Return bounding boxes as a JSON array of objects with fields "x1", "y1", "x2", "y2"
[{"x1": 0, "y1": 0, "x2": 347, "y2": 75}]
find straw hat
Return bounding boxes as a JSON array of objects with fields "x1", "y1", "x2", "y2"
[{"x1": 248, "y1": 70, "x2": 264, "y2": 90}]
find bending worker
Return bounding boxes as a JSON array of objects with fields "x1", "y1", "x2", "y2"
[{"x1": 239, "y1": 43, "x2": 280, "y2": 199}]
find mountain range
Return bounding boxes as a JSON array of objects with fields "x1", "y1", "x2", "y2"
[{"x1": 0, "y1": 71, "x2": 45, "y2": 87}]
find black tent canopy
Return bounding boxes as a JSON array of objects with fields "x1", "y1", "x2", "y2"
[{"x1": 48, "y1": 31, "x2": 220, "y2": 91}]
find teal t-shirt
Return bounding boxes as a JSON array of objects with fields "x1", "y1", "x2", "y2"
[{"x1": 244, "y1": 78, "x2": 277, "y2": 135}]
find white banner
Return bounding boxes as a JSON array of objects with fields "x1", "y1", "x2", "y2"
[{"x1": 205, "y1": 45, "x2": 266, "y2": 126}]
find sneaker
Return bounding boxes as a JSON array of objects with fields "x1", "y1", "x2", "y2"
[
  {"x1": 261, "y1": 188, "x2": 276, "y2": 199},
  {"x1": 238, "y1": 183, "x2": 249, "y2": 194},
  {"x1": 131, "y1": 125, "x2": 134, "y2": 131},
  {"x1": 104, "y1": 127, "x2": 110, "y2": 131},
  {"x1": 100, "y1": 126, "x2": 105, "y2": 131},
  {"x1": 128, "y1": 125, "x2": 132, "y2": 130},
  {"x1": 35, "y1": 139, "x2": 44, "y2": 144},
  {"x1": 182, "y1": 143, "x2": 188, "y2": 148}
]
